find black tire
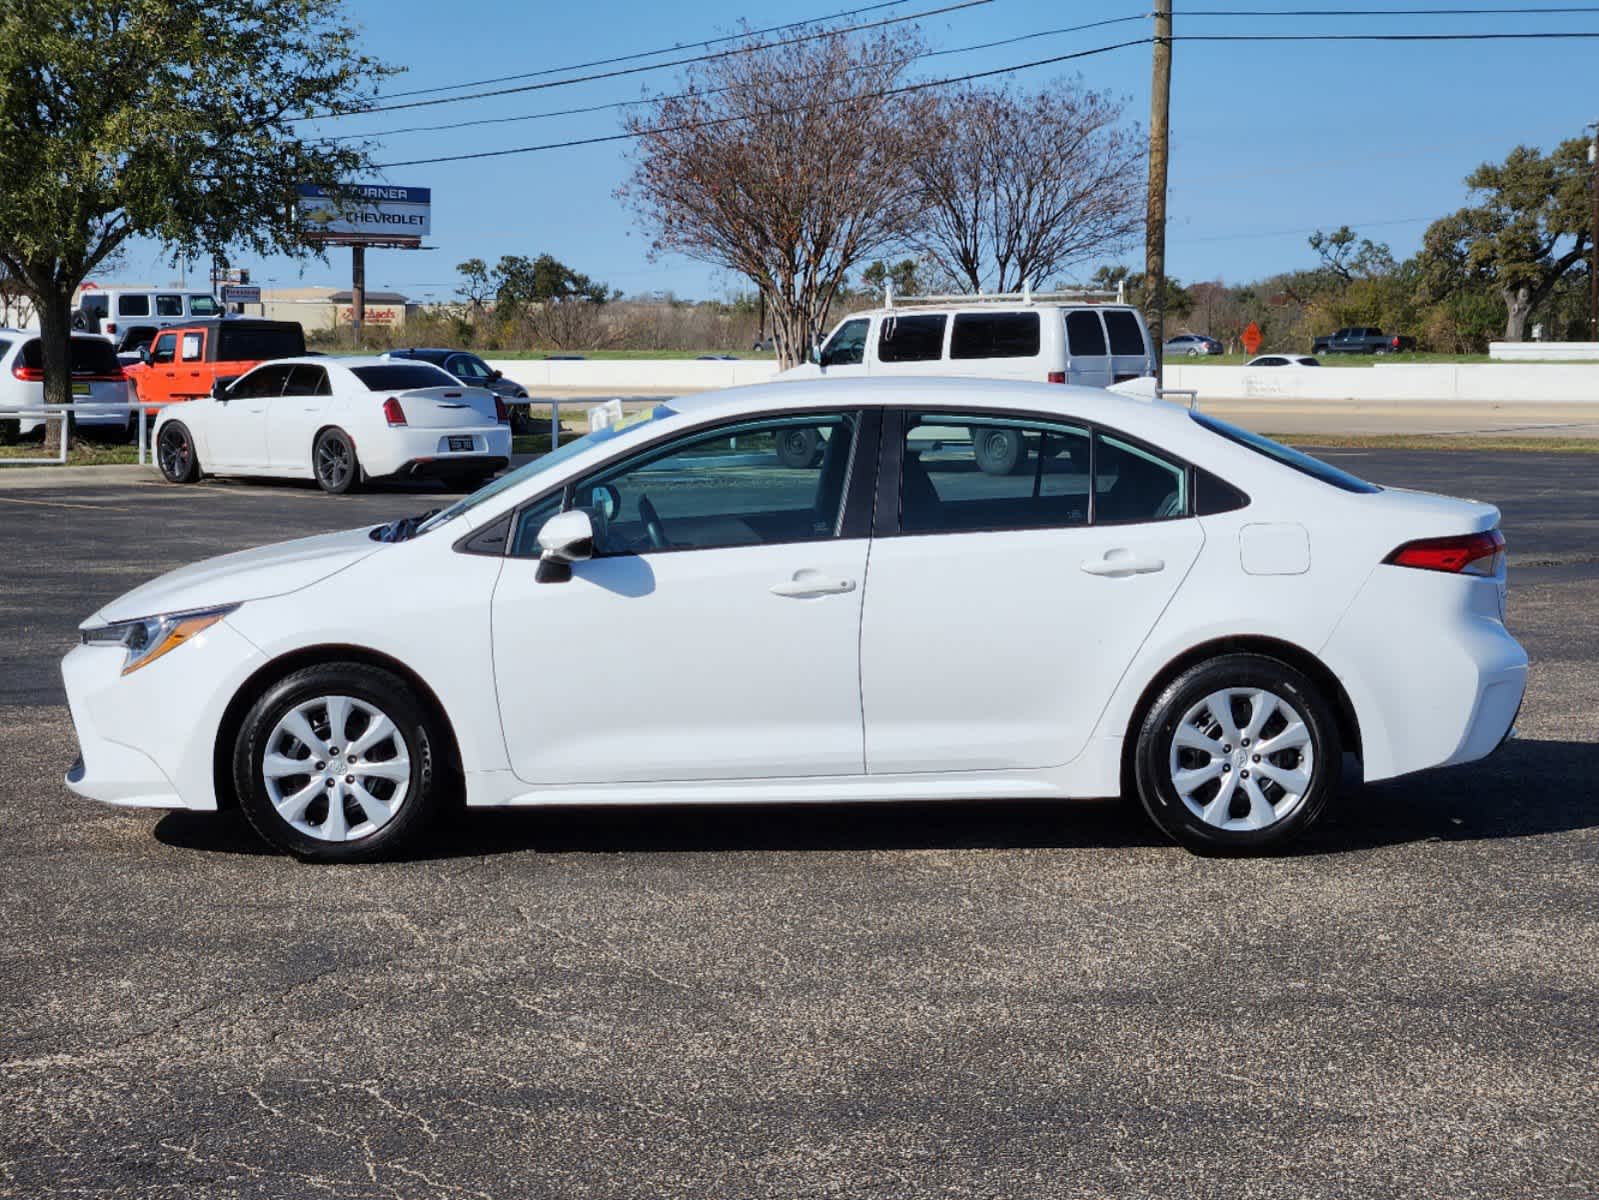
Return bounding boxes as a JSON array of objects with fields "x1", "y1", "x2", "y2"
[
  {"x1": 0, "y1": 419, "x2": 17, "y2": 446},
  {"x1": 233, "y1": 663, "x2": 442, "y2": 862},
  {"x1": 973, "y1": 427, "x2": 1028, "y2": 476},
  {"x1": 156, "y1": 421, "x2": 201, "y2": 483},
  {"x1": 775, "y1": 427, "x2": 821, "y2": 469},
  {"x1": 1132, "y1": 653, "x2": 1342, "y2": 854},
  {"x1": 314, "y1": 427, "x2": 361, "y2": 494},
  {"x1": 509, "y1": 403, "x2": 537, "y2": 436}
]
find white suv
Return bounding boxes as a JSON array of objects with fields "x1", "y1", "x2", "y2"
[
  {"x1": 783, "y1": 295, "x2": 1155, "y2": 389},
  {"x1": 72, "y1": 289, "x2": 222, "y2": 346}
]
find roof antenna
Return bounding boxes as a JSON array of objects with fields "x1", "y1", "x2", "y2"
[
  {"x1": 1022, "y1": 280, "x2": 1033, "y2": 305},
  {"x1": 884, "y1": 278, "x2": 895, "y2": 310}
]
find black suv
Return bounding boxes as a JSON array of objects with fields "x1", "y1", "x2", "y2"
[{"x1": 383, "y1": 348, "x2": 535, "y2": 432}]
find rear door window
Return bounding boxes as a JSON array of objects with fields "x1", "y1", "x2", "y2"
[
  {"x1": 1066, "y1": 311, "x2": 1108, "y2": 356},
  {"x1": 1103, "y1": 310, "x2": 1147, "y2": 355},
  {"x1": 179, "y1": 332, "x2": 205, "y2": 361},
  {"x1": 117, "y1": 294, "x2": 150, "y2": 317},
  {"x1": 899, "y1": 413, "x2": 1091, "y2": 533},
  {"x1": 156, "y1": 295, "x2": 184, "y2": 317},
  {"x1": 949, "y1": 312, "x2": 1040, "y2": 359},
  {"x1": 1094, "y1": 433, "x2": 1188, "y2": 522},
  {"x1": 283, "y1": 365, "x2": 331, "y2": 397},
  {"x1": 876, "y1": 314, "x2": 947, "y2": 363}
]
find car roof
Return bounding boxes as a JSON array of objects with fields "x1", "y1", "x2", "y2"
[
  {"x1": 389, "y1": 347, "x2": 463, "y2": 359},
  {"x1": 845, "y1": 303, "x2": 1142, "y2": 320}
]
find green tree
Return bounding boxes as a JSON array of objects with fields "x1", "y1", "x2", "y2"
[
  {"x1": 859, "y1": 258, "x2": 924, "y2": 300},
  {"x1": 1308, "y1": 226, "x2": 1398, "y2": 285},
  {"x1": 1418, "y1": 140, "x2": 1592, "y2": 342},
  {"x1": 1089, "y1": 265, "x2": 1193, "y2": 321},
  {"x1": 491, "y1": 254, "x2": 613, "y2": 312},
  {"x1": 0, "y1": 0, "x2": 388, "y2": 440}
]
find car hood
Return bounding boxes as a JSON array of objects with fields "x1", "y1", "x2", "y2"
[{"x1": 87, "y1": 527, "x2": 385, "y2": 627}]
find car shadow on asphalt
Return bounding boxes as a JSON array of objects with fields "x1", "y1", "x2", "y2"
[{"x1": 152, "y1": 738, "x2": 1599, "y2": 862}]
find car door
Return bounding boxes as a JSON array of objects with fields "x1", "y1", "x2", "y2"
[
  {"x1": 173, "y1": 330, "x2": 210, "y2": 399},
  {"x1": 816, "y1": 317, "x2": 871, "y2": 379},
  {"x1": 145, "y1": 331, "x2": 179, "y2": 405},
  {"x1": 211, "y1": 363, "x2": 291, "y2": 468},
  {"x1": 1064, "y1": 311, "x2": 1113, "y2": 388},
  {"x1": 268, "y1": 364, "x2": 333, "y2": 473},
  {"x1": 859, "y1": 409, "x2": 1205, "y2": 774},
  {"x1": 490, "y1": 409, "x2": 876, "y2": 785}
]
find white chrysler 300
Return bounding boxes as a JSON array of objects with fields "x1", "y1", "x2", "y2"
[{"x1": 64, "y1": 378, "x2": 1526, "y2": 860}]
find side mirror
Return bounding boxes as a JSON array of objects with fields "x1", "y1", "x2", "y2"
[
  {"x1": 537, "y1": 509, "x2": 595, "y2": 568},
  {"x1": 210, "y1": 378, "x2": 231, "y2": 401},
  {"x1": 137, "y1": 346, "x2": 152, "y2": 365},
  {"x1": 810, "y1": 343, "x2": 823, "y2": 366},
  {"x1": 489, "y1": 368, "x2": 503, "y2": 381}
]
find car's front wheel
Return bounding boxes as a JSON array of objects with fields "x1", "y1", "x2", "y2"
[
  {"x1": 234, "y1": 663, "x2": 442, "y2": 862},
  {"x1": 1133, "y1": 653, "x2": 1341, "y2": 853},
  {"x1": 157, "y1": 422, "x2": 201, "y2": 483}
]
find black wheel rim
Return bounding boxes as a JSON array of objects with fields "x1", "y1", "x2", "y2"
[
  {"x1": 158, "y1": 428, "x2": 190, "y2": 478},
  {"x1": 317, "y1": 438, "x2": 351, "y2": 488}
]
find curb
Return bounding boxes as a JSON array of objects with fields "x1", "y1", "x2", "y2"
[{"x1": 0, "y1": 463, "x2": 156, "y2": 490}]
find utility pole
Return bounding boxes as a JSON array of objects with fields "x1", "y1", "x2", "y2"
[
  {"x1": 351, "y1": 244, "x2": 366, "y2": 344},
  {"x1": 1147, "y1": 0, "x2": 1173, "y2": 386},
  {"x1": 1588, "y1": 120, "x2": 1598, "y2": 341}
]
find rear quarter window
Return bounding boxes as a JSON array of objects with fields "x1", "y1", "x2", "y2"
[
  {"x1": 949, "y1": 312, "x2": 1040, "y2": 359},
  {"x1": 1192, "y1": 411, "x2": 1381, "y2": 494},
  {"x1": 217, "y1": 325, "x2": 306, "y2": 361}
]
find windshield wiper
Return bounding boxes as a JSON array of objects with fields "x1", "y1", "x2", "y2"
[{"x1": 370, "y1": 509, "x2": 441, "y2": 543}]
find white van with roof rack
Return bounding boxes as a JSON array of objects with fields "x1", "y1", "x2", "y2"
[{"x1": 781, "y1": 285, "x2": 1155, "y2": 389}]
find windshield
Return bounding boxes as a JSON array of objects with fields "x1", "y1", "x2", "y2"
[
  {"x1": 1191, "y1": 411, "x2": 1380, "y2": 494},
  {"x1": 414, "y1": 403, "x2": 680, "y2": 536}
]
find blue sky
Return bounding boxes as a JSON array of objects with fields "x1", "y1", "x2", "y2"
[{"x1": 116, "y1": 1, "x2": 1599, "y2": 302}]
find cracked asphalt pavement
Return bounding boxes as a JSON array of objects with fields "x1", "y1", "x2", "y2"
[{"x1": 1, "y1": 453, "x2": 1596, "y2": 1198}]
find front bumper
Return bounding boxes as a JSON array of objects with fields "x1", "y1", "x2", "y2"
[{"x1": 62, "y1": 618, "x2": 266, "y2": 811}]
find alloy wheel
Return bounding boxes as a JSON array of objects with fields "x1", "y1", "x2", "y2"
[
  {"x1": 261, "y1": 695, "x2": 411, "y2": 842},
  {"x1": 1167, "y1": 687, "x2": 1314, "y2": 832},
  {"x1": 316, "y1": 438, "x2": 353, "y2": 490},
  {"x1": 158, "y1": 427, "x2": 191, "y2": 478}
]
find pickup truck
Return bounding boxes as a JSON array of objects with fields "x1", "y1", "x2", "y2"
[
  {"x1": 126, "y1": 318, "x2": 305, "y2": 411},
  {"x1": 1312, "y1": 326, "x2": 1415, "y2": 355}
]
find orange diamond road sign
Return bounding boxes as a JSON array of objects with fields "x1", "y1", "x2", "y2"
[{"x1": 1241, "y1": 322, "x2": 1263, "y2": 356}]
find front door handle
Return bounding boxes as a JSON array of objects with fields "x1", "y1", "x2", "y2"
[
  {"x1": 771, "y1": 570, "x2": 857, "y2": 598},
  {"x1": 1081, "y1": 548, "x2": 1166, "y2": 578}
]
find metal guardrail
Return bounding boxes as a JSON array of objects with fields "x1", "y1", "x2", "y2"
[{"x1": 0, "y1": 401, "x2": 180, "y2": 467}]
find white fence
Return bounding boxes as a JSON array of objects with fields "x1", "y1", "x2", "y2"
[
  {"x1": 0, "y1": 403, "x2": 170, "y2": 467},
  {"x1": 1489, "y1": 342, "x2": 1599, "y2": 363}
]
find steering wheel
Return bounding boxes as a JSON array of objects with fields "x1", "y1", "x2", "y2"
[{"x1": 637, "y1": 494, "x2": 669, "y2": 549}]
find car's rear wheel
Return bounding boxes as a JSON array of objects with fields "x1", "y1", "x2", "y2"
[
  {"x1": 1133, "y1": 654, "x2": 1341, "y2": 853},
  {"x1": 314, "y1": 427, "x2": 360, "y2": 494},
  {"x1": 157, "y1": 422, "x2": 201, "y2": 483},
  {"x1": 234, "y1": 663, "x2": 441, "y2": 862}
]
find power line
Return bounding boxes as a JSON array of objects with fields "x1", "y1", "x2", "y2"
[
  {"x1": 320, "y1": 13, "x2": 1149, "y2": 144},
  {"x1": 1175, "y1": 30, "x2": 1599, "y2": 40},
  {"x1": 301, "y1": 0, "x2": 996, "y2": 122},
  {"x1": 372, "y1": 37, "x2": 1151, "y2": 168},
  {"x1": 1182, "y1": 5, "x2": 1599, "y2": 13},
  {"x1": 379, "y1": 0, "x2": 918, "y2": 100}
]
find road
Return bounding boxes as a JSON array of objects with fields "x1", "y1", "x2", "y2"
[{"x1": 1, "y1": 451, "x2": 1595, "y2": 1198}]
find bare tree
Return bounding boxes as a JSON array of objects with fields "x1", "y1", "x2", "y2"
[
  {"x1": 908, "y1": 83, "x2": 1143, "y2": 293},
  {"x1": 621, "y1": 24, "x2": 931, "y2": 368}
]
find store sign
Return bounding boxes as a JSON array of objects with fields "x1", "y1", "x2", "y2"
[
  {"x1": 220, "y1": 284, "x2": 260, "y2": 304},
  {"x1": 338, "y1": 305, "x2": 400, "y2": 326},
  {"x1": 297, "y1": 184, "x2": 431, "y2": 245}
]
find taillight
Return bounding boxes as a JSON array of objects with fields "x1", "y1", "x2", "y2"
[
  {"x1": 1391, "y1": 336, "x2": 1401, "y2": 349},
  {"x1": 1385, "y1": 529, "x2": 1505, "y2": 576},
  {"x1": 11, "y1": 364, "x2": 43, "y2": 381},
  {"x1": 105, "y1": 322, "x2": 117, "y2": 335},
  {"x1": 494, "y1": 397, "x2": 508, "y2": 424},
  {"x1": 1047, "y1": 371, "x2": 1066, "y2": 384},
  {"x1": 382, "y1": 396, "x2": 406, "y2": 426}
]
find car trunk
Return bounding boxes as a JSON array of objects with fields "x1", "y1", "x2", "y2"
[{"x1": 389, "y1": 386, "x2": 498, "y2": 428}]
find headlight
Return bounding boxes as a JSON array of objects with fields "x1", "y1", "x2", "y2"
[{"x1": 80, "y1": 604, "x2": 238, "y2": 675}]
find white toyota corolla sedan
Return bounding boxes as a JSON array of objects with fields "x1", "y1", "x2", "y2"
[
  {"x1": 64, "y1": 378, "x2": 1526, "y2": 860},
  {"x1": 153, "y1": 356, "x2": 512, "y2": 493}
]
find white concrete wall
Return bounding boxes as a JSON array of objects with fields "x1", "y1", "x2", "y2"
[
  {"x1": 482, "y1": 356, "x2": 1598, "y2": 404},
  {"x1": 1490, "y1": 342, "x2": 1599, "y2": 362},
  {"x1": 1164, "y1": 362, "x2": 1599, "y2": 405}
]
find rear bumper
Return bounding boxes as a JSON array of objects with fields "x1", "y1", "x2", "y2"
[
  {"x1": 396, "y1": 455, "x2": 509, "y2": 480},
  {"x1": 362, "y1": 426, "x2": 512, "y2": 478}
]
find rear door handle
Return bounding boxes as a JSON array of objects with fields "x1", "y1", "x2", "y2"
[
  {"x1": 1081, "y1": 549, "x2": 1165, "y2": 578},
  {"x1": 771, "y1": 570, "x2": 857, "y2": 598}
]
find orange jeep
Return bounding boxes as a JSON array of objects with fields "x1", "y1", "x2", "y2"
[{"x1": 127, "y1": 319, "x2": 306, "y2": 413}]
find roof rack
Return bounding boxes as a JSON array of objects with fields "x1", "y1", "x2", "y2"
[{"x1": 882, "y1": 280, "x2": 1128, "y2": 308}]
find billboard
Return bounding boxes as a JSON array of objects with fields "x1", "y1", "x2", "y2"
[{"x1": 297, "y1": 184, "x2": 431, "y2": 246}]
